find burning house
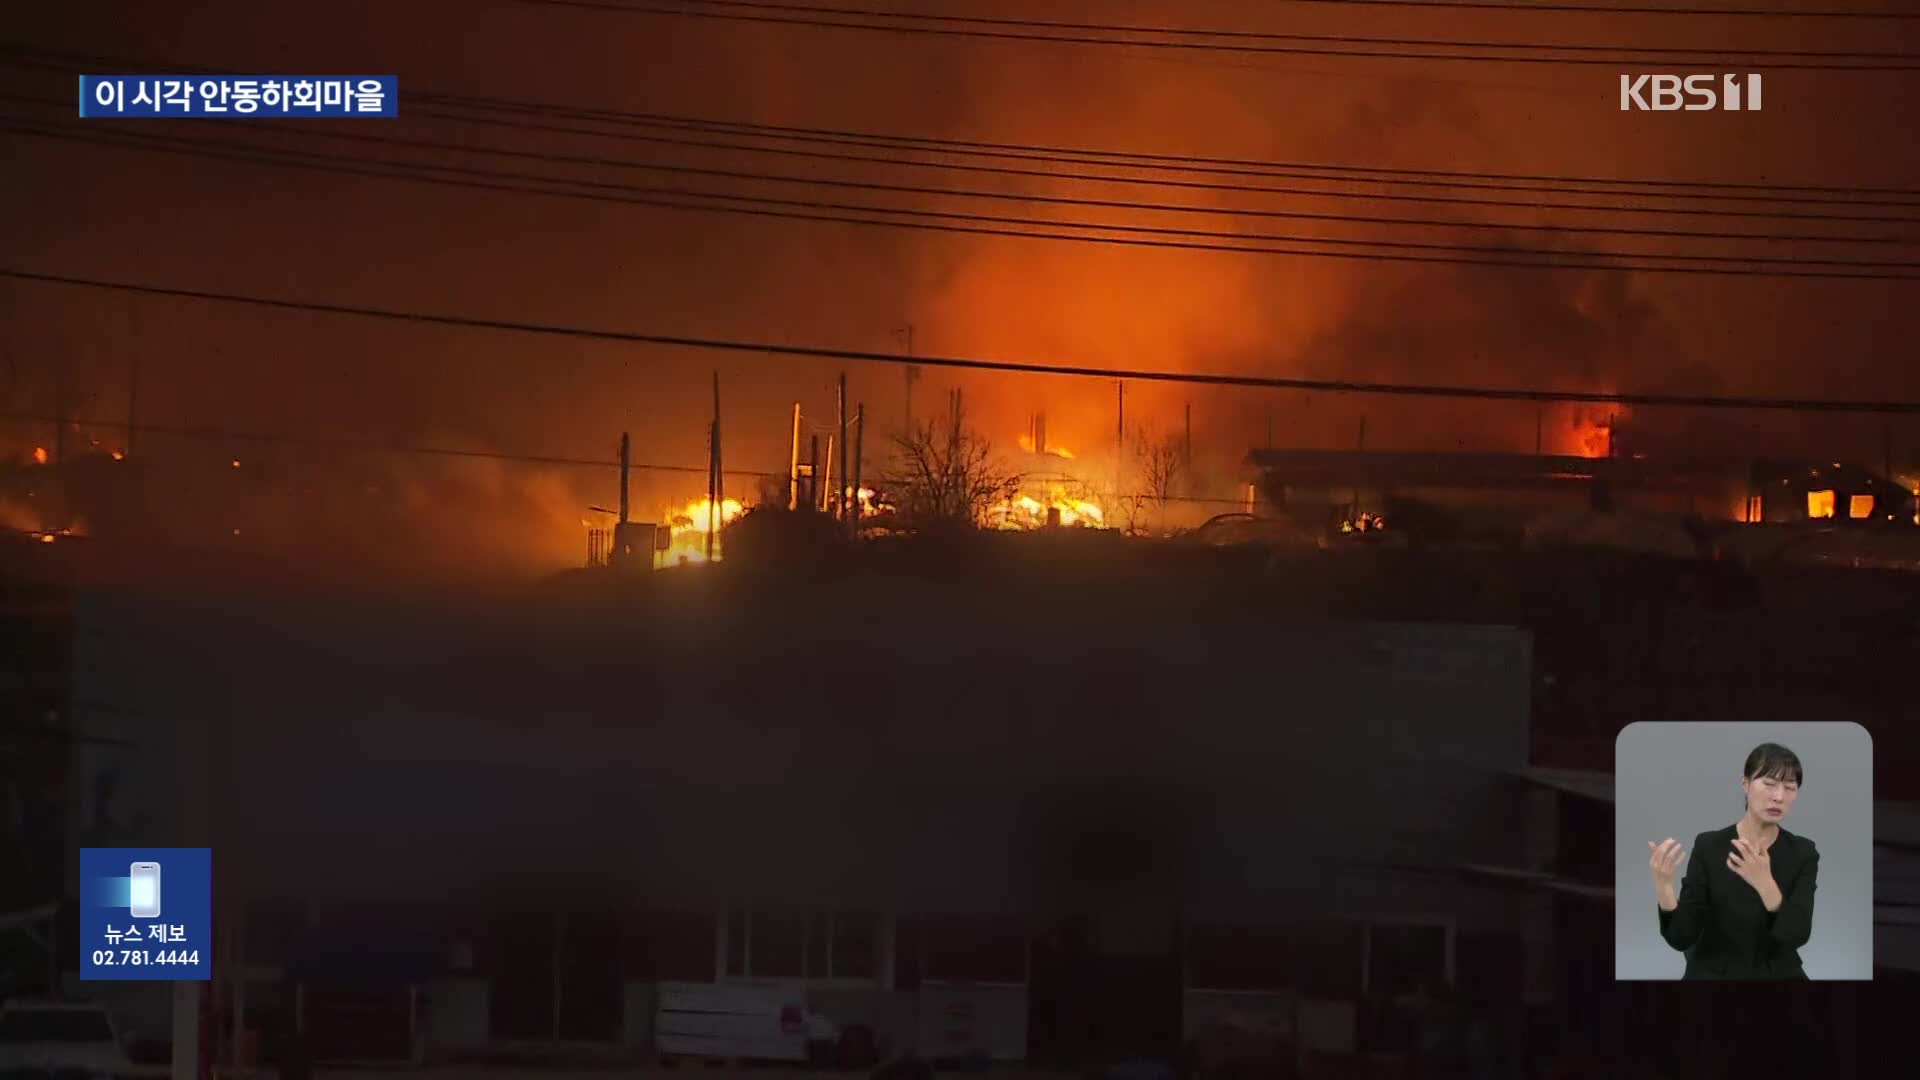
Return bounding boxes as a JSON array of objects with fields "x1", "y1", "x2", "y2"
[{"x1": 1249, "y1": 448, "x2": 1920, "y2": 550}]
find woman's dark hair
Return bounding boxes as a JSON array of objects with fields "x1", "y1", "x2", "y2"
[{"x1": 1744, "y1": 742, "x2": 1803, "y2": 786}]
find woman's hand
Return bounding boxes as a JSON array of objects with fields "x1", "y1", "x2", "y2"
[
  {"x1": 1728, "y1": 837, "x2": 1784, "y2": 911},
  {"x1": 1648, "y1": 838, "x2": 1686, "y2": 910}
]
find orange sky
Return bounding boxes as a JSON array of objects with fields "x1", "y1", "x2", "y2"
[{"x1": 4, "y1": 0, "x2": 1918, "y2": 574}]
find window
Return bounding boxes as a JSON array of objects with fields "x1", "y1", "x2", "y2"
[
  {"x1": 1848, "y1": 494, "x2": 1875, "y2": 520},
  {"x1": 1807, "y1": 489, "x2": 1836, "y2": 519},
  {"x1": 1294, "y1": 921, "x2": 1364, "y2": 998},
  {"x1": 724, "y1": 907, "x2": 880, "y2": 981},
  {"x1": 623, "y1": 909, "x2": 716, "y2": 982},
  {"x1": 1366, "y1": 923, "x2": 1449, "y2": 998},
  {"x1": 1185, "y1": 923, "x2": 1292, "y2": 991},
  {"x1": 830, "y1": 910, "x2": 879, "y2": 979}
]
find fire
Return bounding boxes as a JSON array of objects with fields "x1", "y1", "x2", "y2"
[
  {"x1": 1016, "y1": 434, "x2": 1076, "y2": 460},
  {"x1": 111, "y1": 450, "x2": 125, "y2": 461},
  {"x1": 1560, "y1": 405, "x2": 1628, "y2": 459},
  {"x1": 30, "y1": 447, "x2": 47, "y2": 465},
  {"x1": 660, "y1": 497, "x2": 745, "y2": 566},
  {"x1": 992, "y1": 485, "x2": 1106, "y2": 529}
]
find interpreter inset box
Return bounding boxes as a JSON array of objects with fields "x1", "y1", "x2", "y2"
[{"x1": 1614, "y1": 722, "x2": 1872, "y2": 981}]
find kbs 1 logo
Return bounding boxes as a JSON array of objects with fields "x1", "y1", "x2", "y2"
[{"x1": 1619, "y1": 74, "x2": 1763, "y2": 112}]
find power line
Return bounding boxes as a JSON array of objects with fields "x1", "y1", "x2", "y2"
[
  {"x1": 517, "y1": 0, "x2": 1920, "y2": 69},
  {"x1": 6, "y1": 266, "x2": 1920, "y2": 414},
  {"x1": 404, "y1": 104, "x2": 1920, "y2": 227},
  {"x1": 670, "y1": 0, "x2": 1920, "y2": 41},
  {"x1": 10, "y1": 118, "x2": 1920, "y2": 280},
  {"x1": 0, "y1": 408, "x2": 632, "y2": 471},
  {"x1": 10, "y1": 44, "x2": 1917, "y2": 203},
  {"x1": 4, "y1": 94, "x2": 1894, "y2": 248},
  {"x1": 417, "y1": 93, "x2": 1920, "y2": 205},
  {"x1": 1271, "y1": 1, "x2": 1920, "y2": 20}
]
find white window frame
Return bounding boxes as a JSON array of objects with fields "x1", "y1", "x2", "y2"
[
  {"x1": 719, "y1": 906, "x2": 884, "y2": 987},
  {"x1": 1360, "y1": 915, "x2": 1456, "y2": 998}
]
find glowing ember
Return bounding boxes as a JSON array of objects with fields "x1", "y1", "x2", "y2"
[
  {"x1": 30, "y1": 447, "x2": 47, "y2": 465},
  {"x1": 111, "y1": 450, "x2": 125, "y2": 461}
]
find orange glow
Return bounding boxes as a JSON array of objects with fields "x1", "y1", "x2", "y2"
[
  {"x1": 1807, "y1": 490, "x2": 1836, "y2": 519},
  {"x1": 30, "y1": 447, "x2": 47, "y2": 465},
  {"x1": 1559, "y1": 406, "x2": 1628, "y2": 459},
  {"x1": 1016, "y1": 434, "x2": 1077, "y2": 460},
  {"x1": 991, "y1": 484, "x2": 1106, "y2": 529},
  {"x1": 1848, "y1": 494, "x2": 1875, "y2": 520},
  {"x1": 111, "y1": 450, "x2": 125, "y2": 461},
  {"x1": 659, "y1": 497, "x2": 745, "y2": 566},
  {"x1": 231, "y1": 459, "x2": 242, "y2": 469},
  {"x1": 38, "y1": 533, "x2": 55, "y2": 544}
]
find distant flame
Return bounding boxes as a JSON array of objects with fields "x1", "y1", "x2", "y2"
[
  {"x1": 658, "y1": 497, "x2": 746, "y2": 566},
  {"x1": 992, "y1": 484, "x2": 1106, "y2": 529},
  {"x1": 1560, "y1": 406, "x2": 1628, "y2": 459},
  {"x1": 111, "y1": 450, "x2": 125, "y2": 461},
  {"x1": 1016, "y1": 434, "x2": 1076, "y2": 460},
  {"x1": 30, "y1": 447, "x2": 47, "y2": 465}
]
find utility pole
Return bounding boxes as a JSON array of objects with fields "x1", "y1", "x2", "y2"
[
  {"x1": 618, "y1": 433, "x2": 630, "y2": 525},
  {"x1": 1116, "y1": 381, "x2": 1125, "y2": 449},
  {"x1": 837, "y1": 372, "x2": 850, "y2": 521},
  {"x1": 789, "y1": 402, "x2": 803, "y2": 511},
  {"x1": 898, "y1": 325, "x2": 919, "y2": 430},
  {"x1": 821, "y1": 434, "x2": 835, "y2": 515},
  {"x1": 851, "y1": 404, "x2": 866, "y2": 537},
  {"x1": 808, "y1": 435, "x2": 820, "y2": 511},
  {"x1": 707, "y1": 372, "x2": 722, "y2": 562},
  {"x1": 1184, "y1": 402, "x2": 1192, "y2": 463}
]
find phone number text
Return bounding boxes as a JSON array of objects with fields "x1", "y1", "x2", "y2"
[{"x1": 90, "y1": 949, "x2": 201, "y2": 966}]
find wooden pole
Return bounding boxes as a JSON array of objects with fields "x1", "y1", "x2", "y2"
[
  {"x1": 707, "y1": 372, "x2": 720, "y2": 562},
  {"x1": 837, "y1": 372, "x2": 850, "y2": 520},
  {"x1": 821, "y1": 434, "x2": 835, "y2": 515},
  {"x1": 789, "y1": 403, "x2": 802, "y2": 511},
  {"x1": 618, "y1": 433, "x2": 630, "y2": 525},
  {"x1": 852, "y1": 403, "x2": 866, "y2": 536}
]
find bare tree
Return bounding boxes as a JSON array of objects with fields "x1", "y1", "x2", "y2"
[
  {"x1": 887, "y1": 403, "x2": 1021, "y2": 529},
  {"x1": 1132, "y1": 425, "x2": 1186, "y2": 532}
]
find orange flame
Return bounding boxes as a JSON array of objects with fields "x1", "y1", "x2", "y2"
[
  {"x1": 1016, "y1": 434, "x2": 1077, "y2": 460},
  {"x1": 1560, "y1": 406, "x2": 1628, "y2": 459},
  {"x1": 658, "y1": 497, "x2": 746, "y2": 566},
  {"x1": 30, "y1": 447, "x2": 48, "y2": 465},
  {"x1": 992, "y1": 484, "x2": 1106, "y2": 529}
]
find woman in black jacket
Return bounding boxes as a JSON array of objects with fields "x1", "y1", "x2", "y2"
[{"x1": 1646, "y1": 742, "x2": 1819, "y2": 980}]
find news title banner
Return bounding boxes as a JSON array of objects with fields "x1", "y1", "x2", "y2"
[
  {"x1": 78, "y1": 847, "x2": 213, "y2": 981},
  {"x1": 79, "y1": 75, "x2": 397, "y2": 118}
]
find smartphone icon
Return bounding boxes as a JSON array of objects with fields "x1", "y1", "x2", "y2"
[{"x1": 129, "y1": 862, "x2": 161, "y2": 919}]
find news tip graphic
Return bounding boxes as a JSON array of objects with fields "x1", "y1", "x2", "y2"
[
  {"x1": 78, "y1": 75, "x2": 398, "y2": 118},
  {"x1": 78, "y1": 847, "x2": 212, "y2": 981}
]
